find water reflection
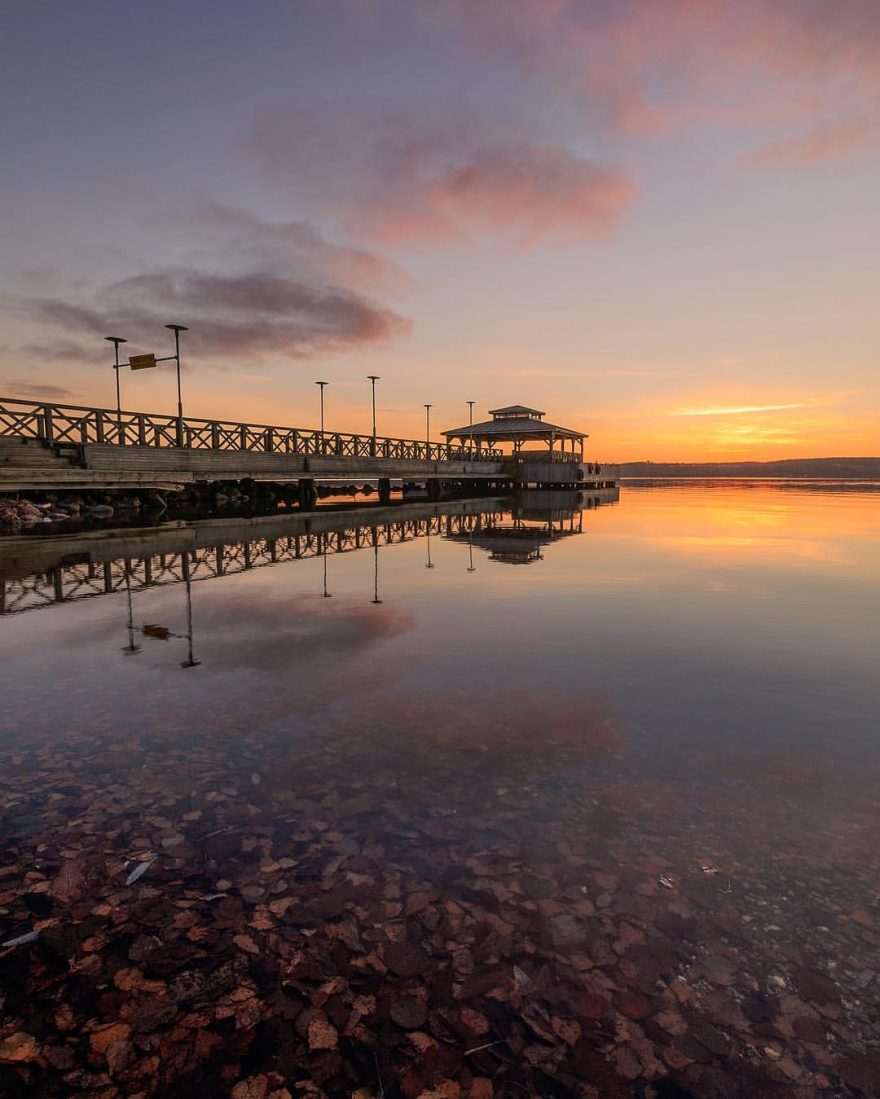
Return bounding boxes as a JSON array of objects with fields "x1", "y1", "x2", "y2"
[
  {"x1": 1, "y1": 483, "x2": 878, "y2": 1098},
  {"x1": 0, "y1": 491, "x2": 618, "y2": 671}
]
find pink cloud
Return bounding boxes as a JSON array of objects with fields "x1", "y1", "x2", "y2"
[
  {"x1": 433, "y1": 0, "x2": 880, "y2": 163},
  {"x1": 741, "y1": 121, "x2": 872, "y2": 167},
  {"x1": 246, "y1": 108, "x2": 634, "y2": 245}
]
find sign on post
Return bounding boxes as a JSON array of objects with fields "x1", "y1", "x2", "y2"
[{"x1": 128, "y1": 353, "x2": 158, "y2": 370}]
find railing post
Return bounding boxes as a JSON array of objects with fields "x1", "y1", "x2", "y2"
[
  {"x1": 211, "y1": 422, "x2": 220, "y2": 449},
  {"x1": 41, "y1": 404, "x2": 54, "y2": 443},
  {"x1": 176, "y1": 416, "x2": 185, "y2": 448},
  {"x1": 95, "y1": 410, "x2": 105, "y2": 444},
  {"x1": 265, "y1": 427, "x2": 274, "y2": 453},
  {"x1": 138, "y1": 414, "x2": 146, "y2": 445},
  {"x1": 239, "y1": 424, "x2": 247, "y2": 450}
]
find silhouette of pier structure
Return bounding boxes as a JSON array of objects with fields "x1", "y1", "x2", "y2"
[{"x1": 0, "y1": 397, "x2": 617, "y2": 499}]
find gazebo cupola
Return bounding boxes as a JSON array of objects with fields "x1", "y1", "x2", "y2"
[
  {"x1": 489, "y1": 404, "x2": 545, "y2": 421},
  {"x1": 442, "y1": 403, "x2": 586, "y2": 460}
]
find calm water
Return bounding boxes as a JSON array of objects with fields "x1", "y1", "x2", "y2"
[{"x1": 1, "y1": 483, "x2": 878, "y2": 1097}]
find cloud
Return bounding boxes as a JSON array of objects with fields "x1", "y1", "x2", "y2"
[
  {"x1": 12, "y1": 210, "x2": 412, "y2": 363},
  {"x1": 0, "y1": 378, "x2": 74, "y2": 400},
  {"x1": 432, "y1": 0, "x2": 880, "y2": 164},
  {"x1": 181, "y1": 202, "x2": 412, "y2": 293},
  {"x1": 672, "y1": 402, "x2": 810, "y2": 416},
  {"x1": 740, "y1": 121, "x2": 872, "y2": 167},
  {"x1": 670, "y1": 391, "x2": 860, "y2": 417},
  {"x1": 245, "y1": 106, "x2": 634, "y2": 245}
]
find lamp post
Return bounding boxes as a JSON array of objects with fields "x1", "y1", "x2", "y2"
[
  {"x1": 105, "y1": 336, "x2": 127, "y2": 441},
  {"x1": 164, "y1": 324, "x2": 188, "y2": 446},
  {"x1": 367, "y1": 375, "x2": 379, "y2": 455},
  {"x1": 467, "y1": 400, "x2": 475, "y2": 455},
  {"x1": 315, "y1": 381, "x2": 328, "y2": 434},
  {"x1": 424, "y1": 403, "x2": 432, "y2": 449}
]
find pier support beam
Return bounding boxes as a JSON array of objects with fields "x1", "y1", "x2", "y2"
[
  {"x1": 297, "y1": 479, "x2": 317, "y2": 508},
  {"x1": 378, "y1": 477, "x2": 391, "y2": 503}
]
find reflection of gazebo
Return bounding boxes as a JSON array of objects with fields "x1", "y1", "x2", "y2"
[
  {"x1": 443, "y1": 405, "x2": 586, "y2": 461},
  {"x1": 445, "y1": 498, "x2": 584, "y2": 565}
]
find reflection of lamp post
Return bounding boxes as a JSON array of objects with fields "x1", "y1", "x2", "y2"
[
  {"x1": 467, "y1": 530, "x2": 476, "y2": 572},
  {"x1": 179, "y1": 554, "x2": 200, "y2": 668},
  {"x1": 316, "y1": 381, "x2": 328, "y2": 434},
  {"x1": 425, "y1": 528, "x2": 435, "y2": 569},
  {"x1": 164, "y1": 324, "x2": 188, "y2": 446},
  {"x1": 371, "y1": 543, "x2": 382, "y2": 604},
  {"x1": 121, "y1": 563, "x2": 142, "y2": 655},
  {"x1": 322, "y1": 542, "x2": 332, "y2": 598},
  {"x1": 105, "y1": 336, "x2": 128, "y2": 441},
  {"x1": 140, "y1": 554, "x2": 200, "y2": 667}
]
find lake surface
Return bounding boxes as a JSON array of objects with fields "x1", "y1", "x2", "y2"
[{"x1": 1, "y1": 482, "x2": 878, "y2": 1097}]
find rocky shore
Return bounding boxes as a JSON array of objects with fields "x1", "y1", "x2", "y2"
[{"x1": 0, "y1": 482, "x2": 395, "y2": 532}]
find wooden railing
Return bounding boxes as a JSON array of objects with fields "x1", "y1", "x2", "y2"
[{"x1": 0, "y1": 397, "x2": 501, "y2": 463}]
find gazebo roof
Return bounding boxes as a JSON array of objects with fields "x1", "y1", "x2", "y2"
[{"x1": 443, "y1": 414, "x2": 585, "y2": 442}]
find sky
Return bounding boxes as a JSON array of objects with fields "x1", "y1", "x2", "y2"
[{"x1": 0, "y1": 0, "x2": 878, "y2": 461}]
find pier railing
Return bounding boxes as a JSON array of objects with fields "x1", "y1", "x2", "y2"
[{"x1": 0, "y1": 397, "x2": 501, "y2": 463}]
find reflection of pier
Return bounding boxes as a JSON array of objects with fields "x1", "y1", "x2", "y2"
[
  {"x1": 0, "y1": 500, "x2": 505, "y2": 616},
  {"x1": 0, "y1": 488, "x2": 618, "y2": 615}
]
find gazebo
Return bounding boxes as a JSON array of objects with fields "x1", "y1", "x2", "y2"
[{"x1": 442, "y1": 404, "x2": 585, "y2": 461}]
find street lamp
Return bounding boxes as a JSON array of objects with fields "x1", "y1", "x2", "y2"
[
  {"x1": 467, "y1": 400, "x2": 475, "y2": 455},
  {"x1": 164, "y1": 324, "x2": 188, "y2": 445},
  {"x1": 105, "y1": 336, "x2": 127, "y2": 439},
  {"x1": 367, "y1": 376, "x2": 379, "y2": 437},
  {"x1": 367, "y1": 375, "x2": 380, "y2": 455},
  {"x1": 424, "y1": 403, "x2": 432, "y2": 448},
  {"x1": 315, "y1": 381, "x2": 328, "y2": 434}
]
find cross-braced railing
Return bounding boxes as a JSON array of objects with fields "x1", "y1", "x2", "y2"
[{"x1": 0, "y1": 397, "x2": 501, "y2": 462}]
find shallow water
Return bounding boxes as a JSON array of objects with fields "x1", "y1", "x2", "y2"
[{"x1": 1, "y1": 483, "x2": 878, "y2": 1097}]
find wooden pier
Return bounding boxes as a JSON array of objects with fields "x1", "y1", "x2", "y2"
[{"x1": 0, "y1": 396, "x2": 618, "y2": 497}]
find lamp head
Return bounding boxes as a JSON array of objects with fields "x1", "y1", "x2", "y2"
[
  {"x1": 104, "y1": 336, "x2": 127, "y2": 345},
  {"x1": 165, "y1": 324, "x2": 189, "y2": 333}
]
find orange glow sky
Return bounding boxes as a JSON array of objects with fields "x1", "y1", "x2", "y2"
[{"x1": 1, "y1": 2, "x2": 878, "y2": 461}]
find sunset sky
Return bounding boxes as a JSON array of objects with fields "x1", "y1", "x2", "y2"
[{"x1": 1, "y1": 0, "x2": 878, "y2": 461}]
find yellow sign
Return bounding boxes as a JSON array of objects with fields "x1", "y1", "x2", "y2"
[{"x1": 129, "y1": 353, "x2": 157, "y2": 370}]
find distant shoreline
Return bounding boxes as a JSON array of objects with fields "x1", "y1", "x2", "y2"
[{"x1": 618, "y1": 458, "x2": 880, "y2": 479}]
